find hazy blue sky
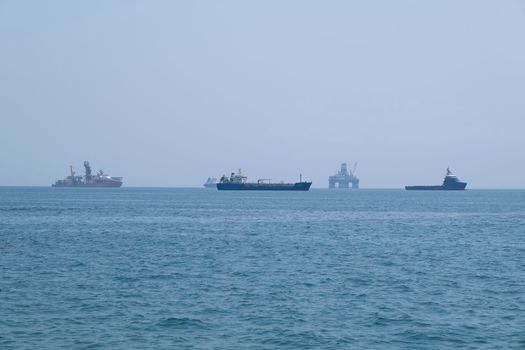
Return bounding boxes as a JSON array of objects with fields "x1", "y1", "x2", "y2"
[{"x1": 1, "y1": 1, "x2": 524, "y2": 188}]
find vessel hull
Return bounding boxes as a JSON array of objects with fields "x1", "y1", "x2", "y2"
[
  {"x1": 52, "y1": 181, "x2": 122, "y2": 188},
  {"x1": 405, "y1": 183, "x2": 467, "y2": 191},
  {"x1": 217, "y1": 182, "x2": 312, "y2": 191}
]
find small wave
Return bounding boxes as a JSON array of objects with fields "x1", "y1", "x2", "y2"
[
  {"x1": 157, "y1": 317, "x2": 208, "y2": 329},
  {"x1": 114, "y1": 276, "x2": 140, "y2": 283},
  {"x1": 0, "y1": 207, "x2": 48, "y2": 212},
  {"x1": 259, "y1": 328, "x2": 336, "y2": 347},
  {"x1": 147, "y1": 274, "x2": 176, "y2": 280}
]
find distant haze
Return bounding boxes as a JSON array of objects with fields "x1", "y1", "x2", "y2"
[{"x1": 1, "y1": 1, "x2": 524, "y2": 188}]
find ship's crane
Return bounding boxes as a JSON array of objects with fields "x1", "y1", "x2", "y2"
[{"x1": 350, "y1": 162, "x2": 358, "y2": 176}]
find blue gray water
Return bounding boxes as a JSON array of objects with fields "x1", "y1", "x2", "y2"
[{"x1": 1, "y1": 188, "x2": 524, "y2": 349}]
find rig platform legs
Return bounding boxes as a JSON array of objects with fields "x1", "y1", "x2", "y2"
[{"x1": 328, "y1": 163, "x2": 359, "y2": 189}]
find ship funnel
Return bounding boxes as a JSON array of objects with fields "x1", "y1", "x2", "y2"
[{"x1": 84, "y1": 161, "x2": 92, "y2": 180}]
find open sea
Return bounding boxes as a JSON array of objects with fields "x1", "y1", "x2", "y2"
[{"x1": 1, "y1": 187, "x2": 524, "y2": 349}]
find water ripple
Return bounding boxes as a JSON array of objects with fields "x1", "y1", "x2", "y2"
[{"x1": 1, "y1": 188, "x2": 524, "y2": 349}]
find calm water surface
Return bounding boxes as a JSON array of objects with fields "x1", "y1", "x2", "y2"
[{"x1": 1, "y1": 188, "x2": 524, "y2": 349}]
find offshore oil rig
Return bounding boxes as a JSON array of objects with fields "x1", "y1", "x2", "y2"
[{"x1": 328, "y1": 163, "x2": 359, "y2": 189}]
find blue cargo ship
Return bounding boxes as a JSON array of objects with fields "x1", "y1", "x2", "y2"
[
  {"x1": 217, "y1": 169, "x2": 312, "y2": 191},
  {"x1": 405, "y1": 168, "x2": 467, "y2": 191}
]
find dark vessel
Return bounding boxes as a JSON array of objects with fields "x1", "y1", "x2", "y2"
[
  {"x1": 52, "y1": 161, "x2": 123, "y2": 188},
  {"x1": 203, "y1": 177, "x2": 218, "y2": 188},
  {"x1": 405, "y1": 168, "x2": 467, "y2": 191},
  {"x1": 217, "y1": 169, "x2": 312, "y2": 191}
]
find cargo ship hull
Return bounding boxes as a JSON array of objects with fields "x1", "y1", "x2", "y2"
[{"x1": 217, "y1": 182, "x2": 312, "y2": 191}]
